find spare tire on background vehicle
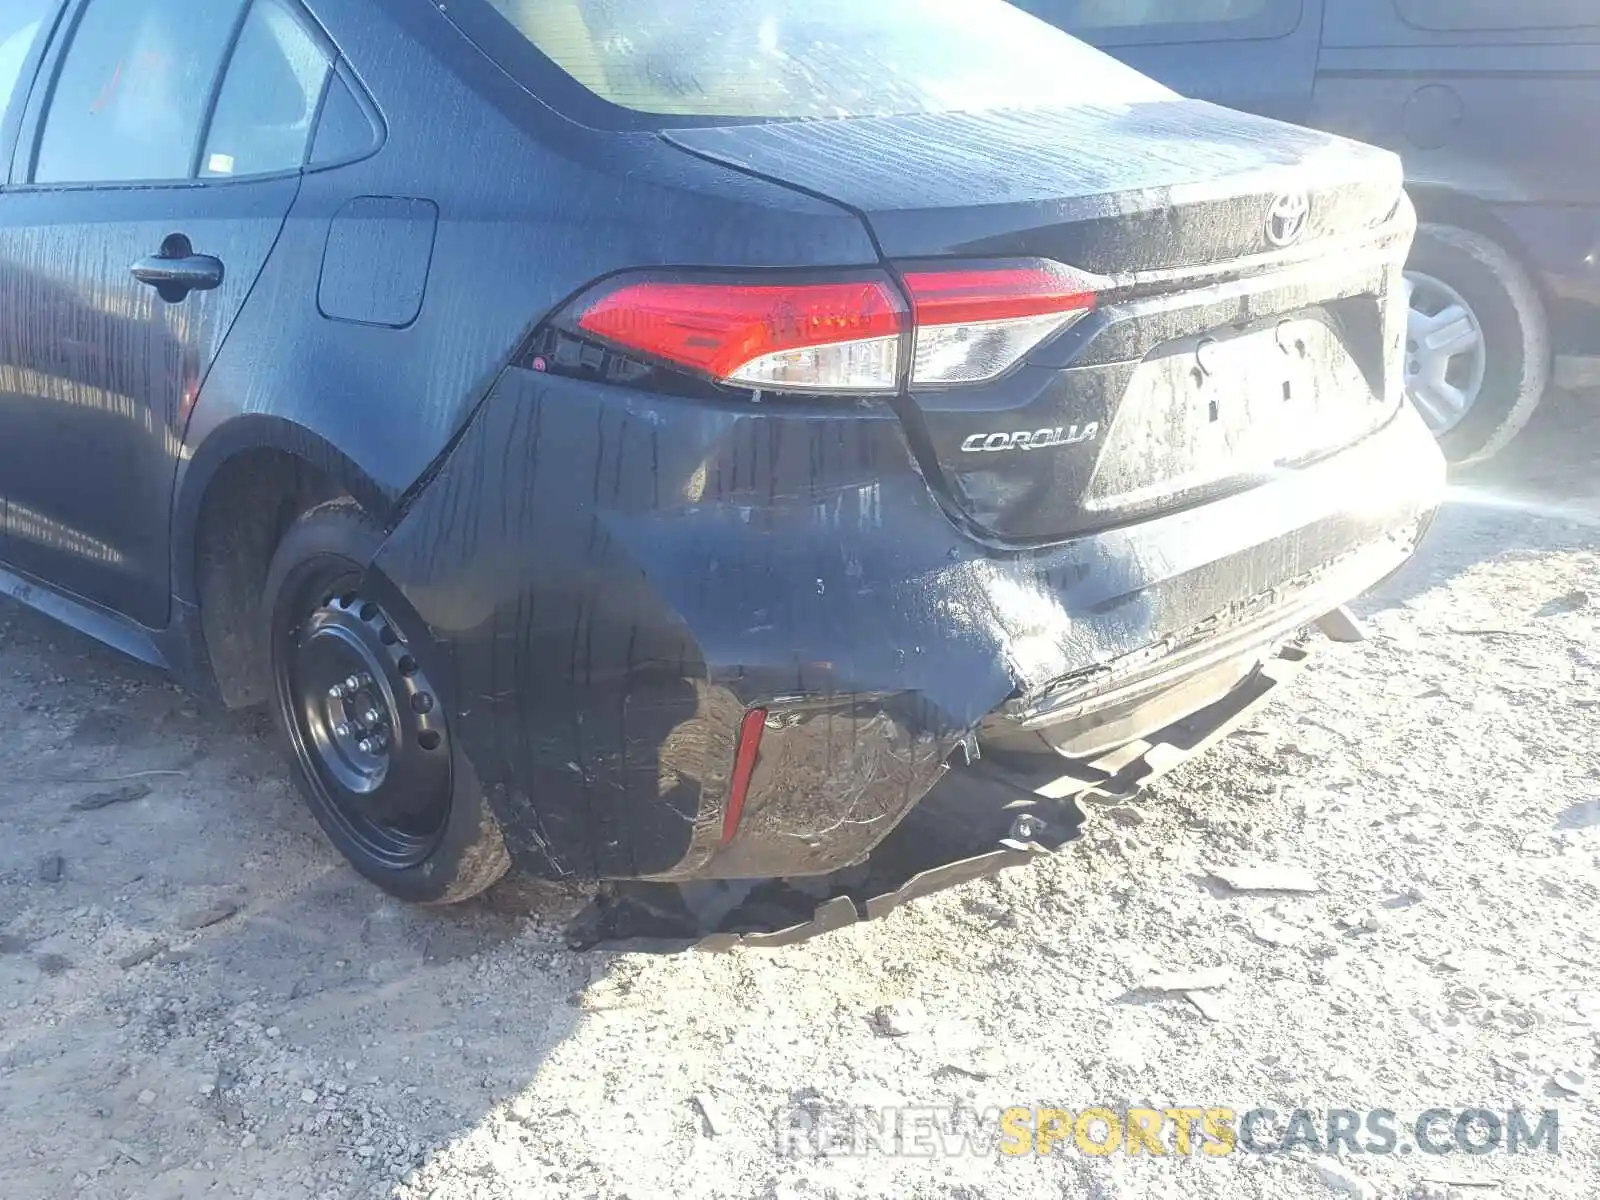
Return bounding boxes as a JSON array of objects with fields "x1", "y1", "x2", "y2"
[{"x1": 1404, "y1": 222, "x2": 1551, "y2": 466}]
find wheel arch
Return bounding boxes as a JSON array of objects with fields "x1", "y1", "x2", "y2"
[
  {"x1": 173, "y1": 415, "x2": 397, "y2": 707},
  {"x1": 1404, "y1": 184, "x2": 1556, "y2": 315},
  {"x1": 1404, "y1": 192, "x2": 1554, "y2": 464}
]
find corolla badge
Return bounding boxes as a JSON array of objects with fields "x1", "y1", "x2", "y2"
[
  {"x1": 1266, "y1": 190, "x2": 1311, "y2": 248},
  {"x1": 960, "y1": 423, "x2": 1100, "y2": 453}
]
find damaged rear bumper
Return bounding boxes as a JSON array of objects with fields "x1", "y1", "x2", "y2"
[
  {"x1": 571, "y1": 641, "x2": 1311, "y2": 951},
  {"x1": 976, "y1": 534, "x2": 1411, "y2": 759},
  {"x1": 371, "y1": 367, "x2": 1444, "y2": 884}
]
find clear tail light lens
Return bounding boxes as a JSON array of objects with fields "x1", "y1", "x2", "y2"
[
  {"x1": 910, "y1": 311, "x2": 1088, "y2": 386},
  {"x1": 901, "y1": 262, "x2": 1100, "y2": 386}
]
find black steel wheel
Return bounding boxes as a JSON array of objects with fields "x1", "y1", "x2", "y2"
[
  {"x1": 280, "y1": 582, "x2": 452, "y2": 870},
  {"x1": 265, "y1": 500, "x2": 508, "y2": 903}
]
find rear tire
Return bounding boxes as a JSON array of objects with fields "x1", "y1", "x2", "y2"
[
  {"x1": 1406, "y1": 223, "x2": 1550, "y2": 466},
  {"x1": 264, "y1": 499, "x2": 509, "y2": 904}
]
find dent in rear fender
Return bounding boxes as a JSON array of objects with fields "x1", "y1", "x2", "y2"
[{"x1": 373, "y1": 371, "x2": 1440, "y2": 881}]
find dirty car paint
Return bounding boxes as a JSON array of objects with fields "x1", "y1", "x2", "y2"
[
  {"x1": 0, "y1": 0, "x2": 1447, "y2": 892},
  {"x1": 373, "y1": 366, "x2": 1442, "y2": 882}
]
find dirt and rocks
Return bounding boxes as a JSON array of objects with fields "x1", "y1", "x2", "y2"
[{"x1": 1, "y1": 394, "x2": 1598, "y2": 1200}]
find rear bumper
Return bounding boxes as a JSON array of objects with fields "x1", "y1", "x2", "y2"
[
  {"x1": 372, "y1": 368, "x2": 1444, "y2": 883},
  {"x1": 976, "y1": 533, "x2": 1411, "y2": 760}
]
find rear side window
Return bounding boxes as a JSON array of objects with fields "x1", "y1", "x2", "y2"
[
  {"x1": 0, "y1": 0, "x2": 53, "y2": 121},
  {"x1": 459, "y1": 0, "x2": 1171, "y2": 124},
  {"x1": 34, "y1": 0, "x2": 247, "y2": 183},
  {"x1": 201, "y1": 0, "x2": 331, "y2": 177},
  {"x1": 308, "y1": 70, "x2": 376, "y2": 166},
  {"x1": 1024, "y1": 0, "x2": 1301, "y2": 43},
  {"x1": 1396, "y1": 0, "x2": 1598, "y2": 31}
]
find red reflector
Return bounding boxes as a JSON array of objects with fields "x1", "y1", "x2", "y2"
[
  {"x1": 575, "y1": 279, "x2": 906, "y2": 380},
  {"x1": 721, "y1": 707, "x2": 768, "y2": 845},
  {"x1": 901, "y1": 263, "x2": 1098, "y2": 327}
]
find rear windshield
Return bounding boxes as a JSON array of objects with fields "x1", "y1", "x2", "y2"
[{"x1": 461, "y1": 0, "x2": 1170, "y2": 124}]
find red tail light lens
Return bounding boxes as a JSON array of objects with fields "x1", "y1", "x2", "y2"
[
  {"x1": 573, "y1": 277, "x2": 906, "y2": 393},
  {"x1": 722, "y1": 707, "x2": 768, "y2": 844},
  {"x1": 901, "y1": 261, "x2": 1100, "y2": 387}
]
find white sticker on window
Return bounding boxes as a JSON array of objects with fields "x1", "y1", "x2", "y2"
[{"x1": 207, "y1": 152, "x2": 236, "y2": 175}]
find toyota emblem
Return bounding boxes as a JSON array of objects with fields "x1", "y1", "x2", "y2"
[{"x1": 1266, "y1": 191, "x2": 1311, "y2": 248}]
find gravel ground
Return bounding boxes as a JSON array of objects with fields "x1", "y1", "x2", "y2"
[{"x1": 2, "y1": 394, "x2": 1597, "y2": 1200}]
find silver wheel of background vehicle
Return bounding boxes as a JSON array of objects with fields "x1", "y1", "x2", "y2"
[{"x1": 1403, "y1": 270, "x2": 1488, "y2": 436}]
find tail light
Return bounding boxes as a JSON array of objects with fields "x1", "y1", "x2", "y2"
[
  {"x1": 573, "y1": 276, "x2": 906, "y2": 393},
  {"x1": 901, "y1": 262, "x2": 1099, "y2": 386},
  {"x1": 548, "y1": 260, "x2": 1101, "y2": 395}
]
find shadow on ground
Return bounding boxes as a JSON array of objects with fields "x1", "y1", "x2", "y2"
[{"x1": 0, "y1": 603, "x2": 599, "y2": 1199}]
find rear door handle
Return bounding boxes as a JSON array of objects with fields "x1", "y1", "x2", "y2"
[{"x1": 131, "y1": 234, "x2": 224, "y2": 302}]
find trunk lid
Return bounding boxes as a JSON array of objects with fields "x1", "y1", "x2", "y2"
[
  {"x1": 664, "y1": 102, "x2": 1402, "y2": 269},
  {"x1": 664, "y1": 102, "x2": 1412, "y2": 544}
]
